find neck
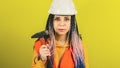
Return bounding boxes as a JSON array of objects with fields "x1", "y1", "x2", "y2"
[{"x1": 55, "y1": 34, "x2": 67, "y2": 41}]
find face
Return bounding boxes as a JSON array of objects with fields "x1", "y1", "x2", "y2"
[{"x1": 53, "y1": 15, "x2": 71, "y2": 35}]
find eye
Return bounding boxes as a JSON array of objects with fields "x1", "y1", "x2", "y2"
[
  {"x1": 54, "y1": 17, "x2": 60, "y2": 21},
  {"x1": 64, "y1": 17, "x2": 70, "y2": 21}
]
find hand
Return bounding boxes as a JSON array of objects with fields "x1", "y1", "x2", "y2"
[{"x1": 39, "y1": 44, "x2": 51, "y2": 61}]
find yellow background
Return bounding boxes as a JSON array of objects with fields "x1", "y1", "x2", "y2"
[{"x1": 0, "y1": 0, "x2": 120, "y2": 68}]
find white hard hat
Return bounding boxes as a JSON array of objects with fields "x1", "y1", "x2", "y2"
[{"x1": 48, "y1": 0, "x2": 77, "y2": 15}]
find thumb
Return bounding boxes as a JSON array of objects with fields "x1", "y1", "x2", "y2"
[{"x1": 46, "y1": 44, "x2": 49, "y2": 47}]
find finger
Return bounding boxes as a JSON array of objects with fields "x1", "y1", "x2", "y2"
[
  {"x1": 42, "y1": 50, "x2": 51, "y2": 55},
  {"x1": 41, "y1": 45, "x2": 48, "y2": 49},
  {"x1": 44, "y1": 53, "x2": 51, "y2": 56},
  {"x1": 41, "y1": 52, "x2": 51, "y2": 57},
  {"x1": 43, "y1": 50, "x2": 50, "y2": 53},
  {"x1": 42, "y1": 51, "x2": 50, "y2": 54},
  {"x1": 41, "y1": 45, "x2": 47, "y2": 48},
  {"x1": 41, "y1": 49, "x2": 50, "y2": 52},
  {"x1": 39, "y1": 48, "x2": 49, "y2": 55},
  {"x1": 43, "y1": 53, "x2": 50, "y2": 55},
  {"x1": 41, "y1": 52, "x2": 50, "y2": 56},
  {"x1": 46, "y1": 44, "x2": 49, "y2": 48},
  {"x1": 43, "y1": 48, "x2": 50, "y2": 51},
  {"x1": 40, "y1": 55, "x2": 47, "y2": 61}
]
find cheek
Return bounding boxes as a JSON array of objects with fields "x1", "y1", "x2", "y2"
[
  {"x1": 66, "y1": 22, "x2": 71, "y2": 30},
  {"x1": 53, "y1": 22, "x2": 57, "y2": 30}
]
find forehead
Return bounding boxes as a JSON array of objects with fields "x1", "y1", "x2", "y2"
[{"x1": 54, "y1": 15, "x2": 71, "y2": 18}]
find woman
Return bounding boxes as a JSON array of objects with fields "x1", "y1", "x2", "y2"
[
  {"x1": 31, "y1": 0, "x2": 88, "y2": 68},
  {"x1": 31, "y1": 14, "x2": 88, "y2": 68}
]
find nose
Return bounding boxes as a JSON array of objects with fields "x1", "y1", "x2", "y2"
[{"x1": 59, "y1": 20, "x2": 65, "y2": 26}]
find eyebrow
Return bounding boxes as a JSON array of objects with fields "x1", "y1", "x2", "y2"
[{"x1": 64, "y1": 16, "x2": 70, "y2": 18}]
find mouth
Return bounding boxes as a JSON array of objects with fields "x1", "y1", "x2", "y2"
[{"x1": 58, "y1": 29, "x2": 66, "y2": 32}]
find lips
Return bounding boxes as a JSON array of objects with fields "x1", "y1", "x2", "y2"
[{"x1": 58, "y1": 29, "x2": 65, "y2": 32}]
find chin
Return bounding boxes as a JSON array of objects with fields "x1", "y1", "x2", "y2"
[{"x1": 57, "y1": 32, "x2": 67, "y2": 35}]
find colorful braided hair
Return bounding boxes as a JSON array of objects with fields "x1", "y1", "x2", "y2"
[{"x1": 45, "y1": 14, "x2": 85, "y2": 68}]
